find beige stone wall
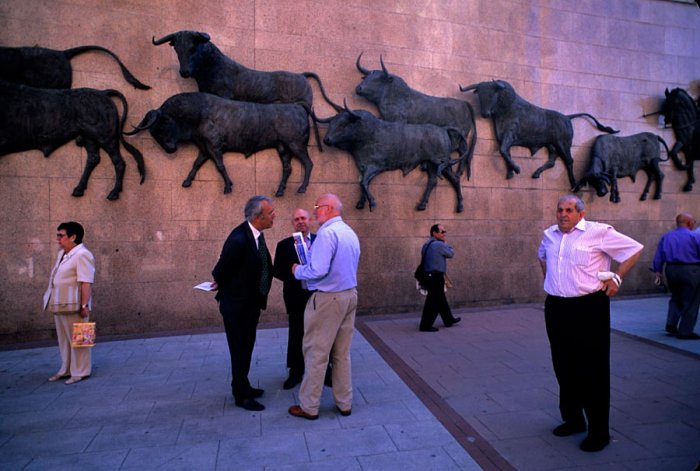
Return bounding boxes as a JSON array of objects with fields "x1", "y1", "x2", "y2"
[{"x1": 1, "y1": 0, "x2": 699, "y2": 343}]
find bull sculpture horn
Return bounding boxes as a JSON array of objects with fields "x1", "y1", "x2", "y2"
[
  {"x1": 343, "y1": 99, "x2": 360, "y2": 119},
  {"x1": 124, "y1": 110, "x2": 160, "y2": 135},
  {"x1": 459, "y1": 83, "x2": 479, "y2": 92},
  {"x1": 379, "y1": 55, "x2": 389, "y2": 76},
  {"x1": 356, "y1": 52, "x2": 370, "y2": 76},
  {"x1": 152, "y1": 33, "x2": 177, "y2": 45}
]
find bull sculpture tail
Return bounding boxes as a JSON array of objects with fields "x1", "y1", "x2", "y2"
[
  {"x1": 304, "y1": 72, "x2": 343, "y2": 152},
  {"x1": 107, "y1": 90, "x2": 146, "y2": 183},
  {"x1": 64, "y1": 46, "x2": 151, "y2": 90},
  {"x1": 567, "y1": 113, "x2": 619, "y2": 134},
  {"x1": 446, "y1": 128, "x2": 472, "y2": 179}
]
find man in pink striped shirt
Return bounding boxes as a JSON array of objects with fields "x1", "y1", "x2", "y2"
[{"x1": 538, "y1": 195, "x2": 643, "y2": 452}]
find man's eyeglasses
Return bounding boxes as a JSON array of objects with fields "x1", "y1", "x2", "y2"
[
  {"x1": 56, "y1": 233, "x2": 68, "y2": 238},
  {"x1": 438, "y1": 230, "x2": 447, "y2": 234},
  {"x1": 314, "y1": 204, "x2": 329, "y2": 210}
]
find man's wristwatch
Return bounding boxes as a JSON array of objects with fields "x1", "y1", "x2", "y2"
[{"x1": 81, "y1": 304, "x2": 89, "y2": 309}]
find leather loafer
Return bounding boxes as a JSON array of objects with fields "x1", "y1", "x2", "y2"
[
  {"x1": 676, "y1": 332, "x2": 700, "y2": 340},
  {"x1": 336, "y1": 406, "x2": 351, "y2": 416},
  {"x1": 65, "y1": 376, "x2": 88, "y2": 385},
  {"x1": 580, "y1": 434, "x2": 610, "y2": 452},
  {"x1": 235, "y1": 398, "x2": 265, "y2": 411},
  {"x1": 665, "y1": 324, "x2": 678, "y2": 334},
  {"x1": 250, "y1": 387, "x2": 264, "y2": 398},
  {"x1": 552, "y1": 422, "x2": 586, "y2": 437},
  {"x1": 288, "y1": 405, "x2": 318, "y2": 420},
  {"x1": 283, "y1": 376, "x2": 302, "y2": 390},
  {"x1": 445, "y1": 317, "x2": 461, "y2": 327},
  {"x1": 48, "y1": 374, "x2": 69, "y2": 382},
  {"x1": 419, "y1": 327, "x2": 439, "y2": 332}
]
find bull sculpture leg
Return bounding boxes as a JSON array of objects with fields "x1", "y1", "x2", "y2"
[
  {"x1": 72, "y1": 139, "x2": 126, "y2": 201},
  {"x1": 275, "y1": 147, "x2": 294, "y2": 197},
  {"x1": 288, "y1": 143, "x2": 313, "y2": 195},
  {"x1": 183, "y1": 151, "x2": 212, "y2": 189},
  {"x1": 498, "y1": 137, "x2": 521, "y2": 179},
  {"x1": 532, "y1": 145, "x2": 577, "y2": 189},
  {"x1": 441, "y1": 166, "x2": 464, "y2": 213},
  {"x1": 416, "y1": 164, "x2": 440, "y2": 211},
  {"x1": 206, "y1": 146, "x2": 233, "y2": 194},
  {"x1": 609, "y1": 172, "x2": 621, "y2": 203},
  {"x1": 641, "y1": 162, "x2": 664, "y2": 201},
  {"x1": 357, "y1": 167, "x2": 383, "y2": 211}
]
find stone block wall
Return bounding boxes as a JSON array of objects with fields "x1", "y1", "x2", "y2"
[{"x1": 1, "y1": 0, "x2": 699, "y2": 343}]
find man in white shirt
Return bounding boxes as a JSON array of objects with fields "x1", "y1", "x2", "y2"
[{"x1": 538, "y1": 194, "x2": 643, "y2": 452}]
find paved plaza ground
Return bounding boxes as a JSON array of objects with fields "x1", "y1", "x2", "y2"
[{"x1": 1, "y1": 296, "x2": 698, "y2": 470}]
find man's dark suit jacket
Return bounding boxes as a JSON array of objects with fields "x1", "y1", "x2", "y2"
[
  {"x1": 272, "y1": 233, "x2": 316, "y2": 312},
  {"x1": 213, "y1": 221, "x2": 272, "y2": 311},
  {"x1": 212, "y1": 221, "x2": 272, "y2": 400}
]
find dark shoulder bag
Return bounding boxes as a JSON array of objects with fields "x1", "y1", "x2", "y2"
[{"x1": 414, "y1": 240, "x2": 436, "y2": 286}]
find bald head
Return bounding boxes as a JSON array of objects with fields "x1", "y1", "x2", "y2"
[
  {"x1": 314, "y1": 193, "x2": 343, "y2": 225},
  {"x1": 676, "y1": 213, "x2": 697, "y2": 230}
]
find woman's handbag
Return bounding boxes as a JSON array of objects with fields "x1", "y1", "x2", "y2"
[{"x1": 71, "y1": 322, "x2": 96, "y2": 347}]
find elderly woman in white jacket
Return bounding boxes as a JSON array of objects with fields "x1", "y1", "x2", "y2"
[{"x1": 43, "y1": 221, "x2": 95, "y2": 385}]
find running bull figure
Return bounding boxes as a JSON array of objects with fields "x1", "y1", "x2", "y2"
[
  {"x1": 0, "y1": 45, "x2": 150, "y2": 90},
  {"x1": 152, "y1": 30, "x2": 333, "y2": 150},
  {"x1": 126, "y1": 92, "x2": 313, "y2": 196},
  {"x1": 573, "y1": 132, "x2": 670, "y2": 203},
  {"x1": 0, "y1": 81, "x2": 145, "y2": 200},
  {"x1": 355, "y1": 54, "x2": 477, "y2": 178},
  {"x1": 317, "y1": 103, "x2": 467, "y2": 212},
  {"x1": 460, "y1": 80, "x2": 618, "y2": 187}
]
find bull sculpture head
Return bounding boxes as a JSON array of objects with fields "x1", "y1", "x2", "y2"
[
  {"x1": 126, "y1": 109, "x2": 180, "y2": 154},
  {"x1": 459, "y1": 80, "x2": 515, "y2": 119},
  {"x1": 355, "y1": 53, "x2": 407, "y2": 102},
  {"x1": 152, "y1": 31, "x2": 211, "y2": 78},
  {"x1": 320, "y1": 100, "x2": 364, "y2": 149}
]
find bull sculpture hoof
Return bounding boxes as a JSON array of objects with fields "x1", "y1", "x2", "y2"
[
  {"x1": 274, "y1": 189, "x2": 285, "y2": 197},
  {"x1": 223, "y1": 186, "x2": 232, "y2": 194},
  {"x1": 456, "y1": 204, "x2": 464, "y2": 213},
  {"x1": 72, "y1": 187, "x2": 85, "y2": 197},
  {"x1": 296, "y1": 185, "x2": 307, "y2": 194},
  {"x1": 640, "y1": 194, "x2": 648, "y2": 201},
  {"x1": 182, "y1": 180, "x2": 192, "y2": 188},
  {"x1": 106, "y1": 191, "x2": 120, "y2": 201},
  {"x1": 416, "y1": 203, "x2": 427, "y2": 211},
  {"x1": 356, "y1": 201, "x2": 365, "y2": 210},
  {"x1": 531, "y1": 170, "x2": 542, "y2": 179},
  {"x1": 653, "y1": 194, "x2": 662, "y2": 200},
  {"x1": 683, "y1": 184, "x2": 693, "y2": 192}
]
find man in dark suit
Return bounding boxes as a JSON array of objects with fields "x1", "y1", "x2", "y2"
[
  {"x1": 273, "y1": 208, "x2": 316, "y2": 389},
  {"x1": 212, "y1": 195, "x2": 275, "y2": 411}
]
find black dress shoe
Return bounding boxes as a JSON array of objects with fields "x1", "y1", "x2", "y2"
[
  {"x1": 552, "y1": 422, "x2": 586, "y2": 437},
  {"x1": 250, "y1": 387, "x2": 264, "y2": 398},
  {"x1": 419, "y1": 327, "x2": 439, "y2": 332},
  {"x1": 676, "y1": 332, "x2": 700, "y2": 340},
  {"x1": 235, "y1": 398, "x2": 265, "y2": 411},
  {"x1": 580, "y1": 434, "x2": 610, "y2": 452},
  {"x1": 445, "y1": 317, "x2": 461, "y2": 327},
  {"x1": 665, "y1": 324, "x2": 678, "y2": 334},
  {"x1": 336, "y1": 406, "x2": 351, "y2": 416},
  {"x1": 283, "y1": 375, "x2": 302, "y2": 390}
]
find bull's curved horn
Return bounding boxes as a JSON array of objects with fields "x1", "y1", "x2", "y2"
[
  {"x1": 380, "y1": 55, "x2": 389, "y2": 76},
  {"x1": 152, "y1": 33, "x2": 178, "y2": 45},
  {"x1": 356, "y1": 52, "x2": 370, "y2": 76},
  {"x1": 343, "y1": 99, "x2": 360, "y2": 119},
  {"x1": 459, "y1": 83, "x2": 479, "y2": 92},
  {"x1": 124, "y1": 110, "x2": 160, "y2": 135}
]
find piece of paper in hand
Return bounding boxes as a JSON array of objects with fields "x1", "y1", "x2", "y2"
[{"x1": 193, "y1": 281, "x2": 216, "y2": 291}]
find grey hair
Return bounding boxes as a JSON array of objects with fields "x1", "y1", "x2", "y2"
[
  {"x1": 244, "y1": 195, "x2": 272, "y2": 222},
  {"x1": 323, "y1": 193, "x2": 343, "y2": 214},
  {"x1": 558, "y1": 194, "x2": 585, "y2": 212}
]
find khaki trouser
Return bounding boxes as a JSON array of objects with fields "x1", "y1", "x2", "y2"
[
  {"x1": 299, "y1": 288, "x2": 357, "y2": 415},
  {"x1": 54, "y1": 313, "x2": 92, "y2": 378}
]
